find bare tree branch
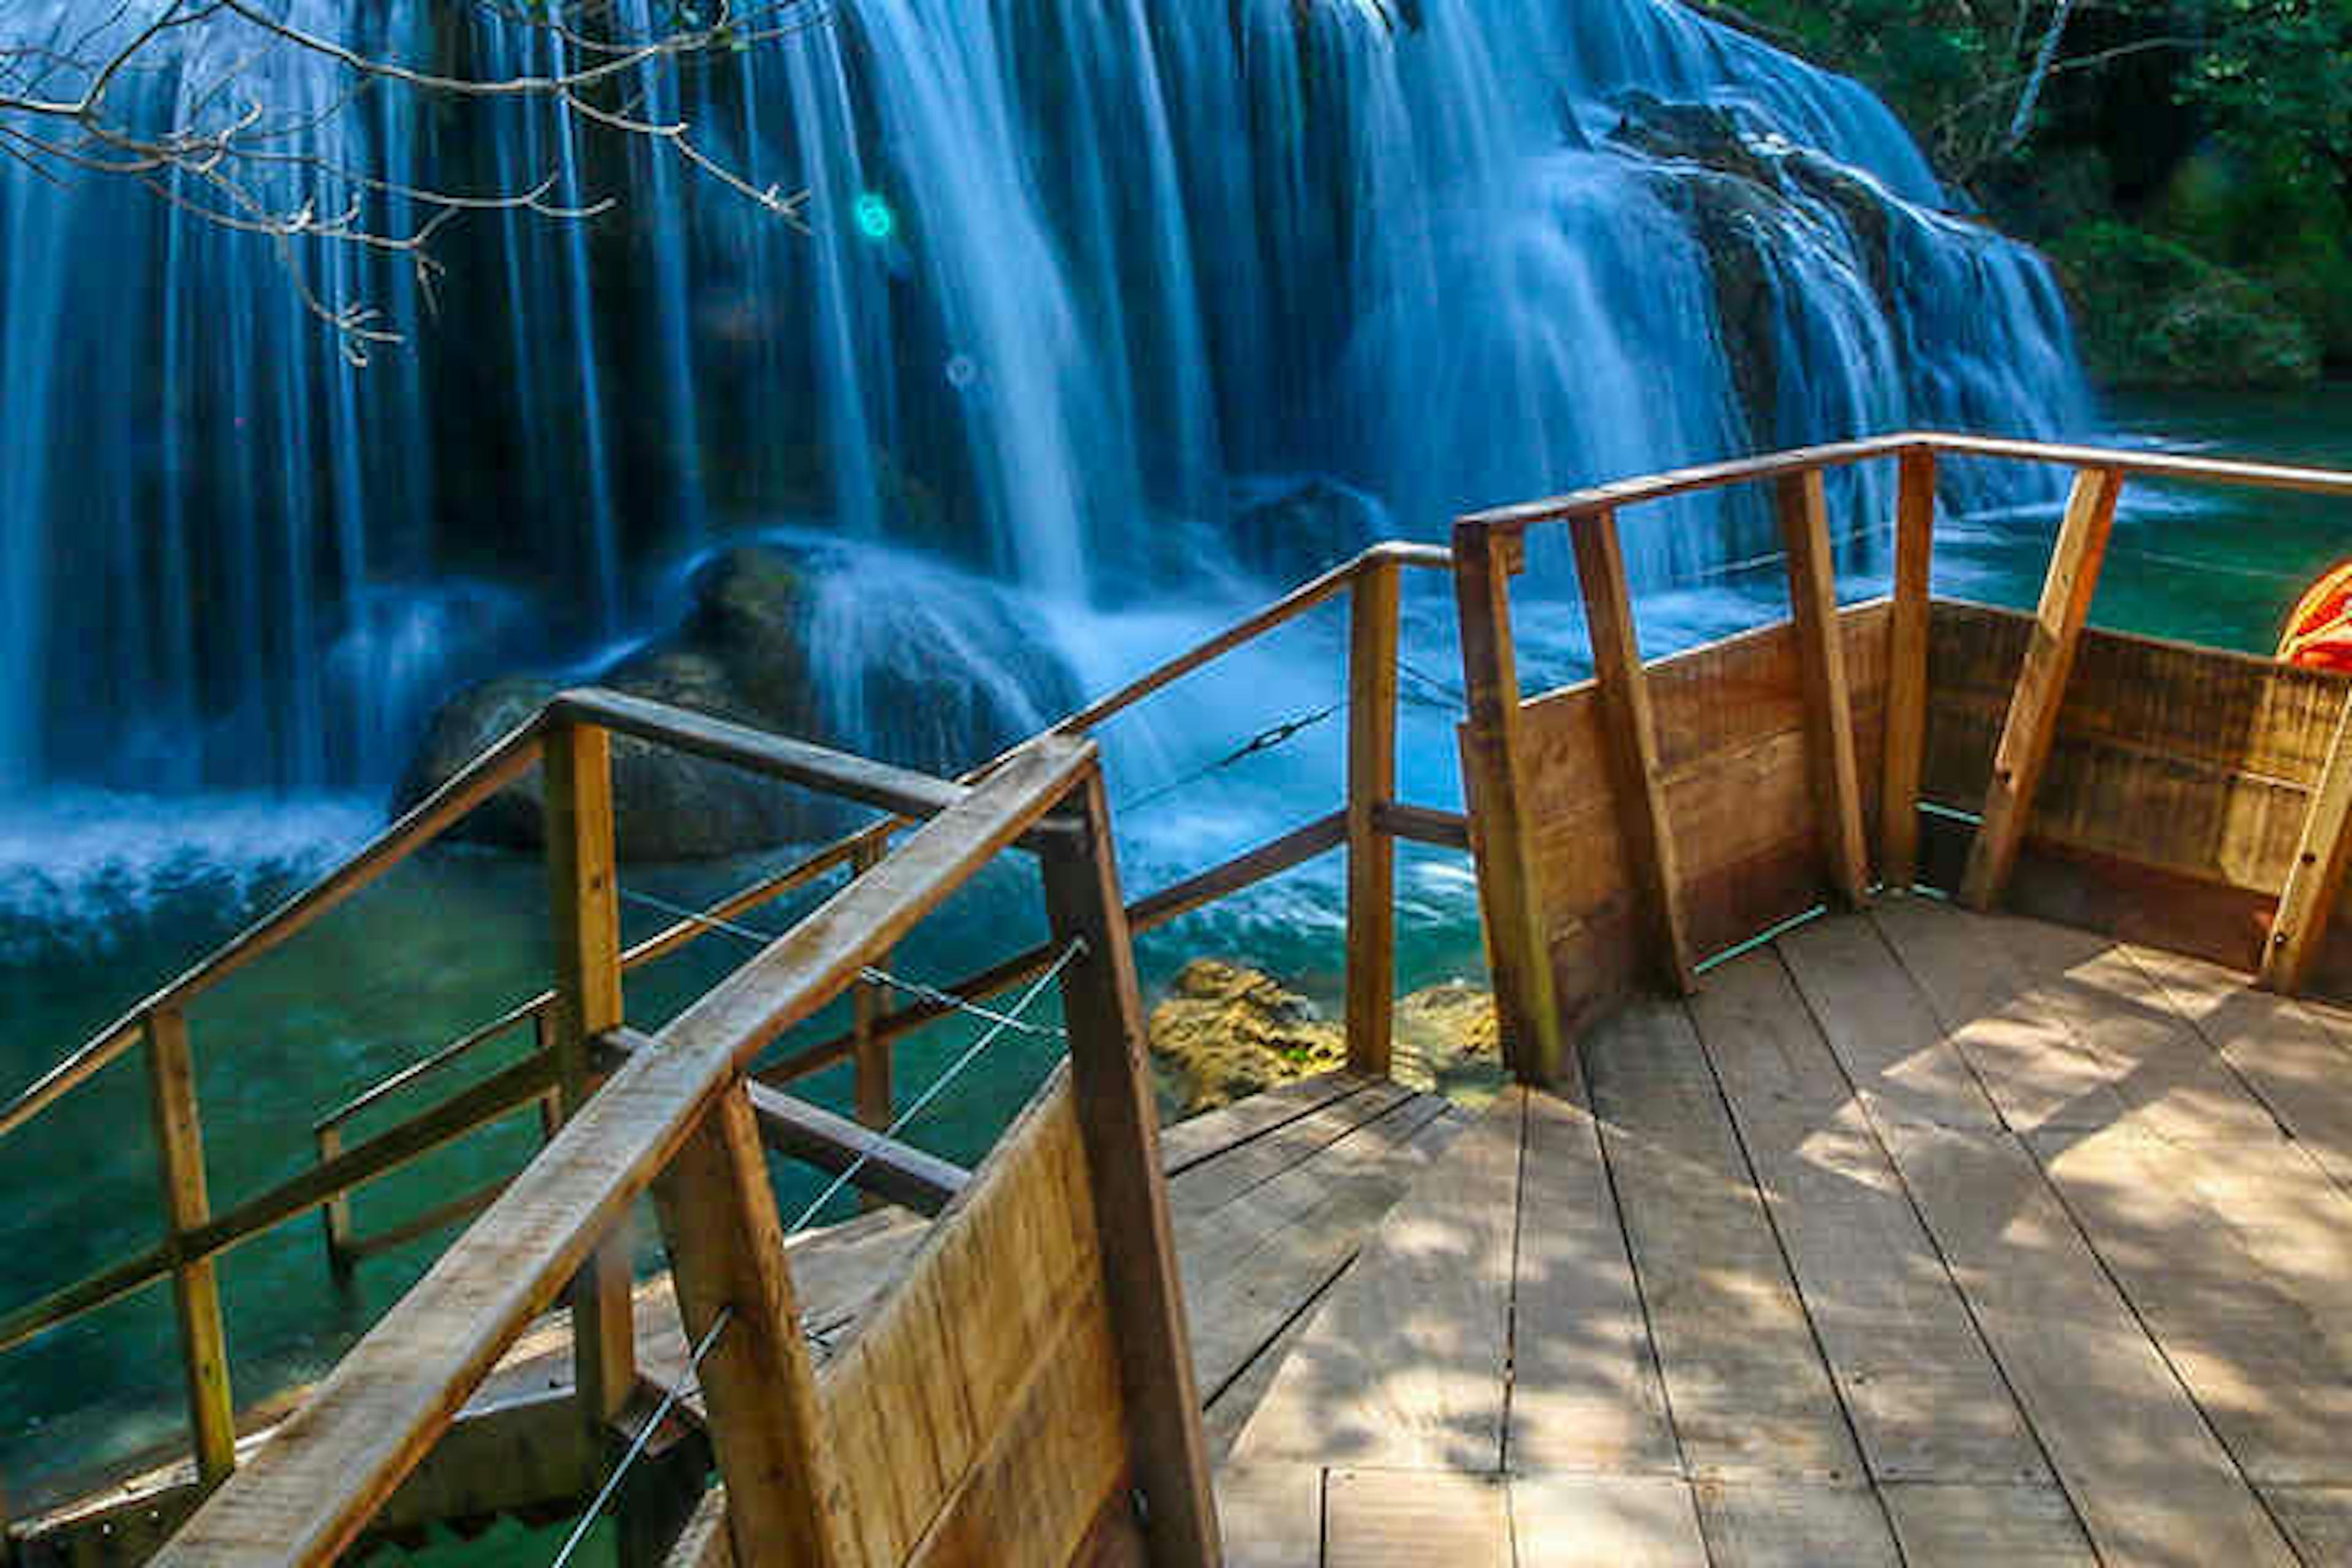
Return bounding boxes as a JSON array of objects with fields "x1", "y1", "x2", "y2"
[{"x1": 0, "y1": 0, "x2": 832, "y2": 358}]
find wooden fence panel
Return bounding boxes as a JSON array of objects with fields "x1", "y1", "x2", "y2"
[
  {"x1": 1509, "y1": 602, "x2": 1892, "y2": 1022},
  {"x1": 1922, "y1": 601, "x2": 2352, "y2": 990}
]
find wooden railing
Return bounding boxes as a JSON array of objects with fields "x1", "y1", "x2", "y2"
[
  {"x1": 1, "y1": 539, "x2": 1463, "y2": 1553},
  {"x1": 292, "y1": 537, "x2": 1462, "y2": 1258},
  {"x1": 1455, "y1": 431, "x2": 2352, "y2": 1084},
  {"x1": 141, "y1": 731, "x2": 1226, "y2": 1568},
  {"x1": 0, "y1": 690, "x2": 1066, "y2": 1515}
]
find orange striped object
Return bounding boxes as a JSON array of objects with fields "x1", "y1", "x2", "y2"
[{"x1": 2281, "y1": 562, "x2": 2352, "y2": 673}]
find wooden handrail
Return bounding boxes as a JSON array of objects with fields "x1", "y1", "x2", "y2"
[
  {"x1": 548, "y1": 687, "x2": 974, "y2": 823},
  {"x1": 1050, "y1": 541, "x2": 1448, "y2": 737},
  {"x1": 1927, "y1": 432, "x2": 2352, "y2": 499},
  {"x1": 1460, "y1": 430, "x2": 2352, "y2": 533},
  {"x1": 1454, "y1": 429, "x2": 2352, "y2": 1072},
  {"x1": 600, "y1": 1026, "x2": 968, "y2": 1213},
  {"x1": 325, "y1": 543, "x2": 1454, "y2": 1141},
  {"x1": 314, "y1": 831, "x2": 869, "y2": 1137},
  {"x1": 149, "y1": 735, "x2": 1095, "y2": 1568},
  {"x1": 0, "y1": 712, "x2": 548, "y2": 1143},
  {"x1": 8, "y1": 538, "x2": 1458, "y2": 1515},
  {"x1": 753, "y1": 809, "x2": 1354, "y2": 1087},
  {"x1": 0, "y1": 1052, "x2": 561, "y2": 1356}
]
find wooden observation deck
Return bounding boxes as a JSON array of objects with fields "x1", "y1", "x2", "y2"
[{"x1": 8, "y1": 435, "x2": 2352, "y2": 1567}]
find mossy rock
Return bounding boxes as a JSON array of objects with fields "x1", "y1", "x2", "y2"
[
  {"x1": 1148, "y1": 960, "x2": 1506, "y2": 1116},
  {"x1": 1148, "y1": 960, "x2": 1345, "y2": 1117}
]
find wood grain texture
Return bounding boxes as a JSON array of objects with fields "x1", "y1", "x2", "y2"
[
  {"x1": 145, "y1": 1009, "x2": 237, "y2": 1489},
  {"x1": 1922, "y1": 600, "x2": 2352, "y2": 913},
  {"x1": 851, "y1": 832, "x2": 895, "y2": 1138},
  {"x1": 1516, "y1": 603, "x2": 1891, "y2": 1014},
  {"x1": 1692, "y1": 1480, "x2": 1899, "y2": 1567},
  {"x1": 1186, "y1": 1096, "x2": 1462, "y2": 1446},
  {"x1": 1506, "y1": 1087, "x2": 1677, "y2": 1476},
  {"x1": 1882, "y1": 448, "x2": 1936, "y2": 890},
  {"x1": 1324, "y1": 1469, "x2": 1507, "y2": 1567},
  {"x1": 541, "y1": 718, "x2": 636, "y2": 1425},
  {"x1": 831, "y1": 1072, "x2": 1137, "y2": 1568},
  {"x1": 1167, "y1": 1082, "x2": 1416, "y2": 1226},
  {"x1": 1570, "y1": 506, "x2": 1695, "y2": 995},
  {"x1": 2026, "y1": 1122, "x2": 2352, "y2": 1486},
  {"x1": 1512, "y1": 1474, "x2": 1707, "y2": 1566},
  {"x1": 1229, "y1": 1091, "x2": 1521, "y2": 1471},
  {"x1": 743, "y1": 1078, "x2": 966, "y2": 1214},
  {"x1": 1345, "y1": 556, "x2": 1400, "y2": 1078},
  {"x1": 2129, "y1": 944, "x2": 2352, "y2": 1185},
  {"x1": 1452, "y1": 522, "x2": 1565, "y2": 1082},
  {"x1": 2263, "y1": 698, "x2": 2352, "y2": 993},
  {"x1": 1878, "y1": 1483, "x2": 2094, "y2": 1566},
  {"x1": 1691, "y1": 951, "x2": 2046, "y2": 1485},
  {"x1": 1212, "y1": 1468, "x2": 1321, "y2": 1568},
  {"x1": 1875, "y1": 1118, "x2": 2297, "y2": 1567},
  {"x1": 2260, "y1": 1485, "x2": 2352, "y2": 1564},
  {"x1": 1583, "y1": 1000, "x2": 1860, "y2": 1483},
  {"x1": 148, "y1": 739, "x2": 1089, "y2": 1568},
  {"x1": 1178, "y1": 1095, "x2": 1474, "y2": 1466},
  {"x1": 825, "y1": 1069, "x2": 1098, "y2": 1565},
  {"x1": 1041, "y1": 771, "x2": 1221, "y2": 1568},
  {"x1": 1961, "y1": 467, "x2": 2125, "y2": 910},
  {"x1": 1777, "y1": 469, "x2": 1871, "y2": 907},
  {"x1": 1156, "y1": 1073, "x2": 1374, "y2": 1176},
  {"x1": 652, "y1": 1084, "x2": 854, "y2": 1567}
]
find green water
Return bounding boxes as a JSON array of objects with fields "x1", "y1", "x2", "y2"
[{"x1": 2, "y1": 388, "x2": 2346, "y2": 1551}]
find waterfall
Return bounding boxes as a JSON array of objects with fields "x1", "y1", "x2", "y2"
[{"x1": 0, "y1": 0, "x2": 2090, "y2": 800}]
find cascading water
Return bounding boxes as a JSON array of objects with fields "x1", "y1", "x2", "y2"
[{"x1": 0, "y1": 0, "x2": 2090, "y2": 805}]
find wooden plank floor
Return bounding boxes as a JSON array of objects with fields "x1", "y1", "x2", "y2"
[{"x1": 1223, "y1": 899, "x2": 2352, "y2": 1567}]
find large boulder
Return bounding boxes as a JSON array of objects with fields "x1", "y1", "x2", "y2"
[
  {"x1": 1229, "y1": 477, "x2": 1392, "y2": 580},
  {"x1": 393, "y1": 541, "x2": 1078, "y2": 861}
]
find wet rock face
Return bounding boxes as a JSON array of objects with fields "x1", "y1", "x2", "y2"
[
  {"x1": 392, "y1": 542, "x2": 1076, "y2": 862},
  {"x1": 1610, "y1": 90, "x2": 1922, "y2": 447}
]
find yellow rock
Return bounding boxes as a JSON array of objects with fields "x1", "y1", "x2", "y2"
[{"x1": 1148, "y1": 959, "x2": 1506, "y2": 1115}]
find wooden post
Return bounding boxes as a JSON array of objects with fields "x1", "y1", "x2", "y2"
[
  {"x1": 1452, "y1": 521, "x2": 1567, "y2": 1085},
  {"x1": 650, "y1": 1085, "x2": 854, "y2": 1568},
  {"x1": 1345, "y1": 555, "x2": 1401, "y2": 1079},
  {"x1": 850, "y1": 832, "x2": 894, "y2": 1135},
  {"x1": 145, "y1": 1008, "x2": 238, "y2": 1489},
  {"x1": 1959, "y1": 466, "x2": 2124, "y2": 910},
  {"x1": 316, "y1": 1124, "x2": 355, "y2": 1284},
  {"x1": 1040, "y1": 770, "x2": 1222, "y2": 1568},
  {"x1": 2263, "y1": 696, "x2": 2352, "y2": 993},
  {"x1": 1569, "y1": 507, "x2": 1697, "y2": 995},
  {"x1": 1777, "y1": 469, "x2": 1872, "y2": 907},
  {"x1": 1882, "y1": 447, "x2": 1937, "y2": 891},
  {"x1": 534, "y1": 1012, "x2": 565, "y2": 1144},
  {"x1": 541, "y1": 720, "x2": 637, "y2": 1427}
]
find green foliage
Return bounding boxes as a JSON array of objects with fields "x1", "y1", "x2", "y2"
[
  {"x1": 2184, "y1": 0, "x2": 2352, "y2": 203},
  {"x1": 2048, "y1": 221, "x2": 2320, "y2": 386},
  {"x1": 1705, "y1": 0, "x2": 2352, "y2": 375}
]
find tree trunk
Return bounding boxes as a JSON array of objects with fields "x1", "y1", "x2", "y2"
[{"x1": 2003, "y1": 0, "x2": 2077, "y2": 156}]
